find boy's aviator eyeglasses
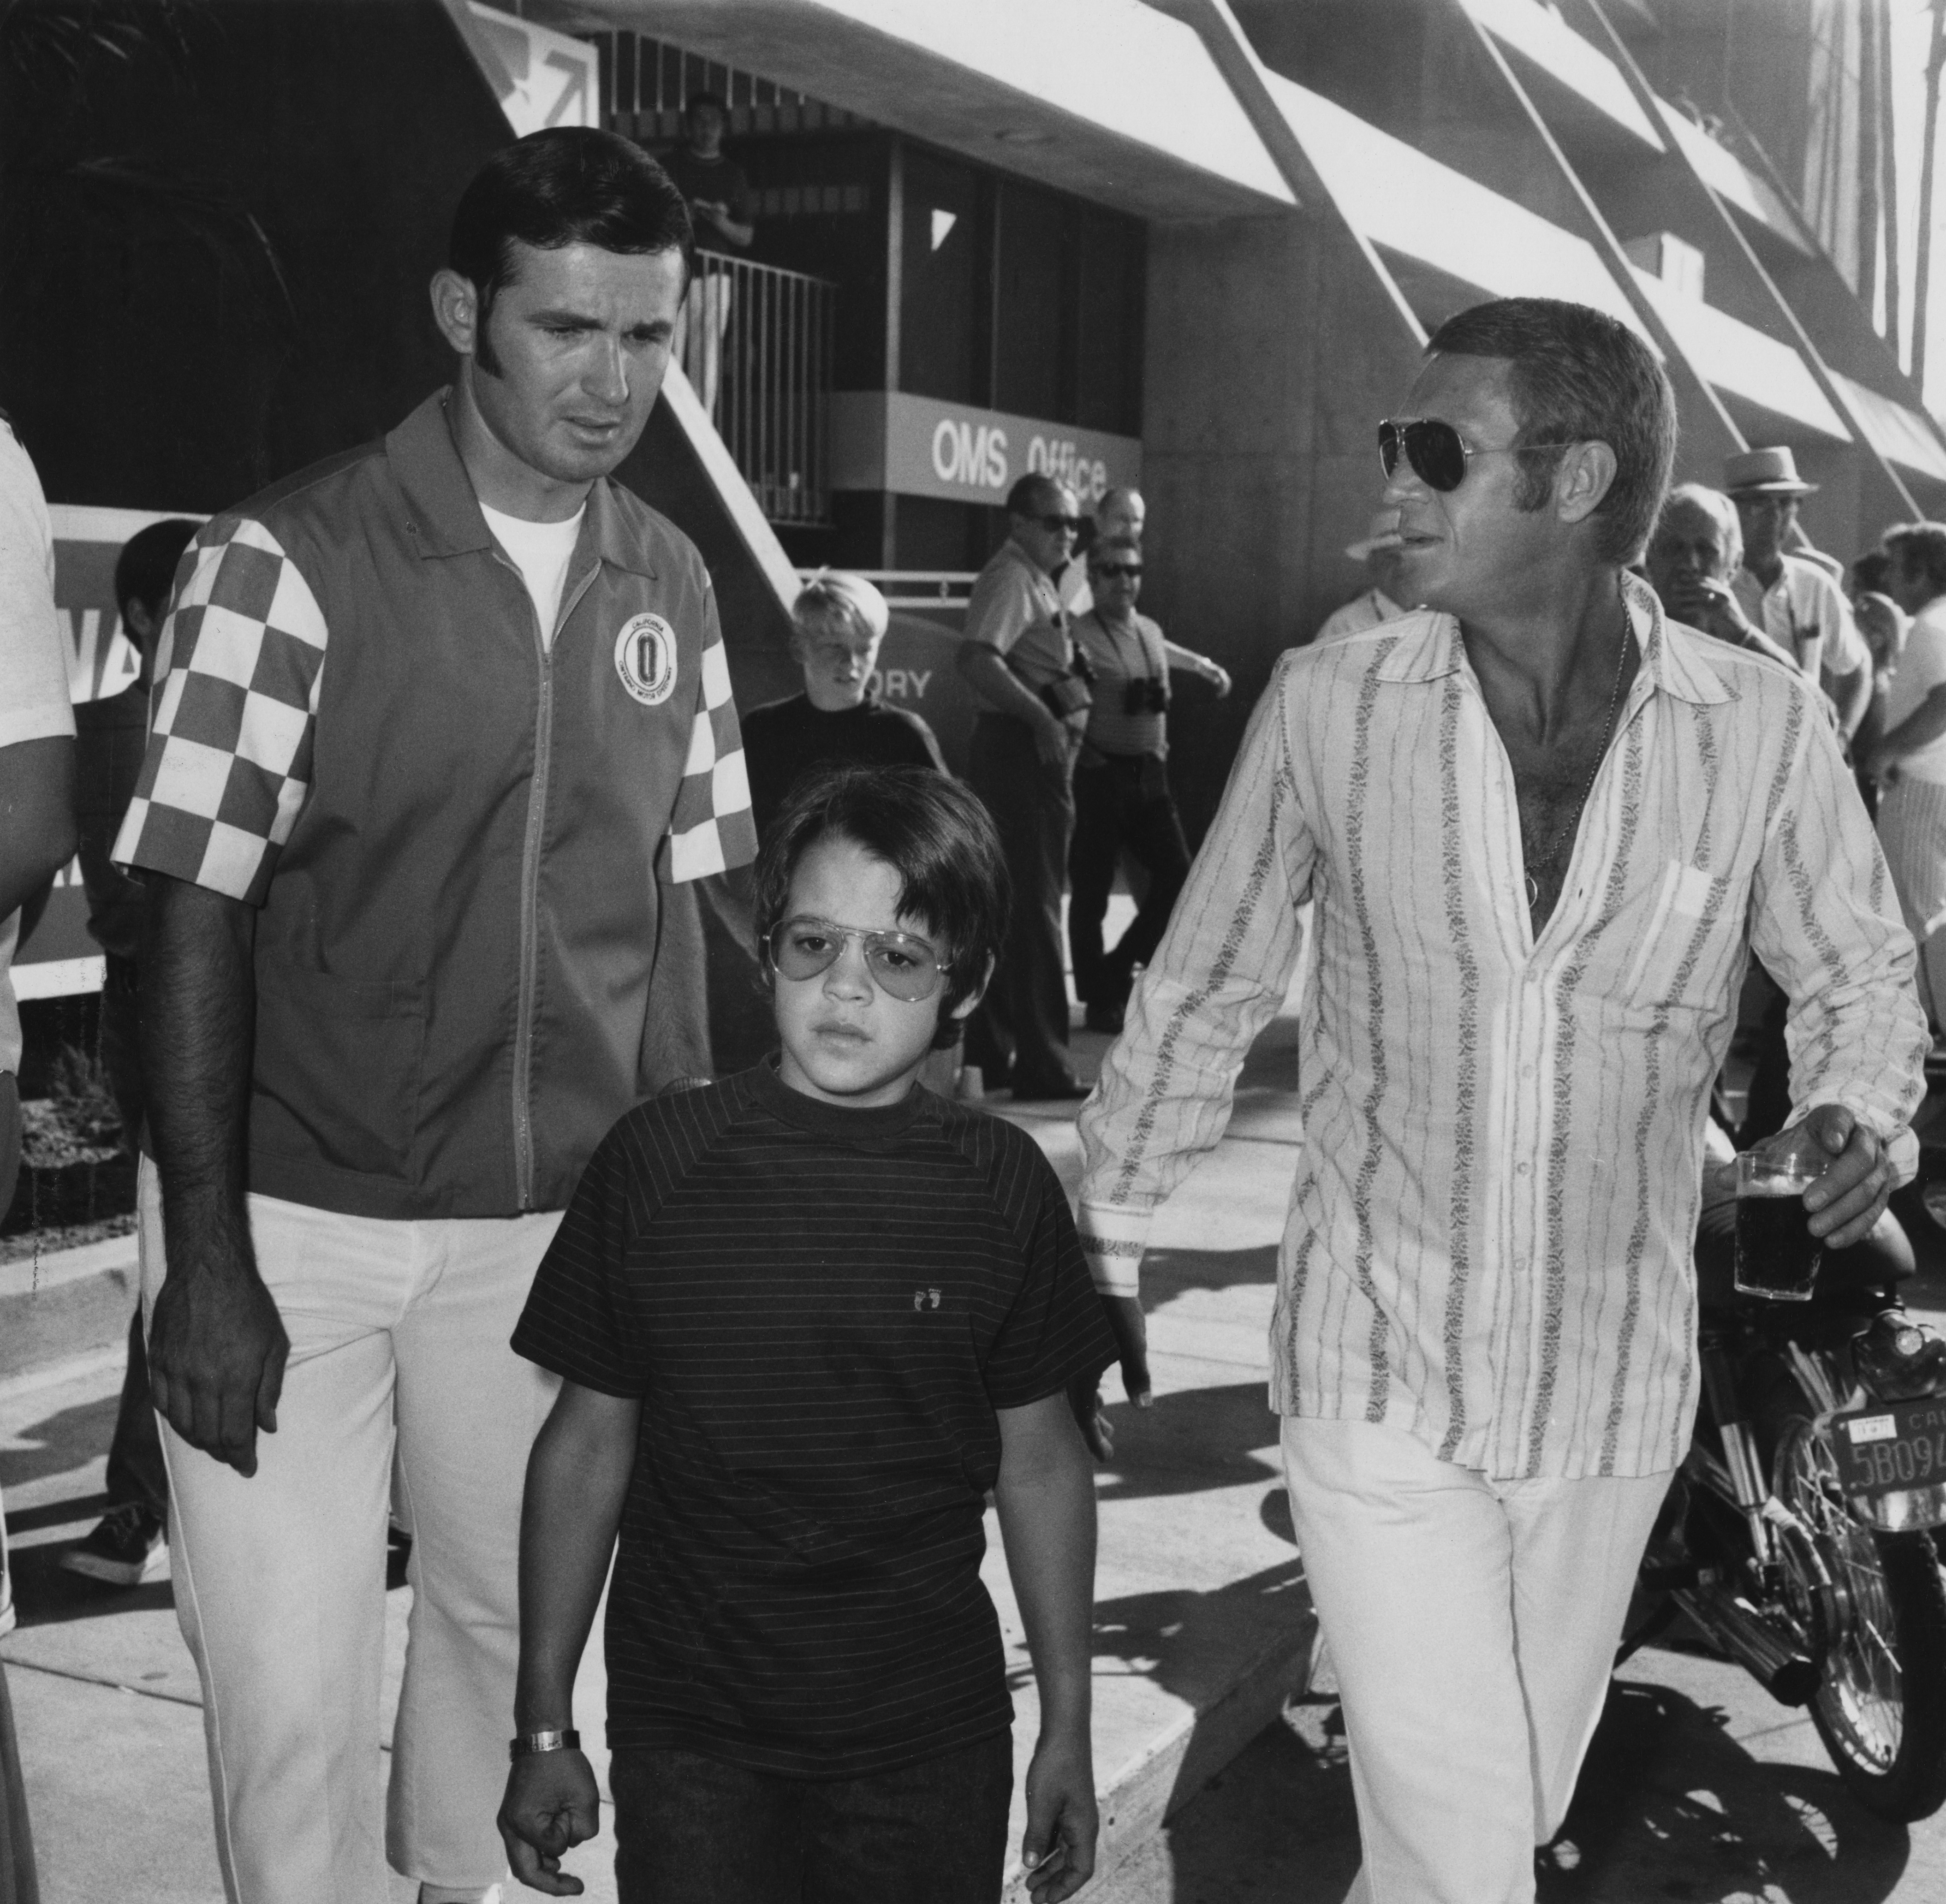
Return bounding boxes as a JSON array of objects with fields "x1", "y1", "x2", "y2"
[
  {"x1": 1377, "y1": 417, "x2": 1579, "y2": 494},
  {"x1": 768, "y1": 916, "x2": 947, "y2": 1002}
]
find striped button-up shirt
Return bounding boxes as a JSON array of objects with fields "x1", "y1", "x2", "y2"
[{"x1": 1078, "y1": 575, "x2": 1926, "y2": 1479}]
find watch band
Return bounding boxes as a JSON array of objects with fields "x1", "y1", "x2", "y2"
[{"x1": 509, "y1": 1729, "x2": 581, "y2": 1761}]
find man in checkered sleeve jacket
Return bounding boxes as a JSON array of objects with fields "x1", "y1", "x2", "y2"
[{"x1": 111, "y1": 131, "x2": 756, "y2": 1904}]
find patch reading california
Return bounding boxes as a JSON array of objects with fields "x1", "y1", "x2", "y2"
[{"x1": 614, "y1": 613, "x2": 678, "y2": 706}]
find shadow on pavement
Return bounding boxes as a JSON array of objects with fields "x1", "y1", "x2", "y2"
[
  {"x1": 1130, "y1": 1708, "x2": 1361, "y2": 1904},
  {"x1": 1139, "y1": 1665, "x2": 1916, "y2": 1904},
  {"x1": 1095, "y1": 1383, "x2": 1281, "y2": 1503},
  {"x1": 7, "y1": 1537, "x2": 173, "y2": 1629},
  {"x1": 1236, "y1": 1018, "x2": 1303, "y2": 1087},
  {"x1": 1077, "y1": 1557, "x2": 1311, "y2": 1705},
  {"x1": 1541, "y1": 1677, "x2": 1910, "y2": 1901},
  {"x1": 1145, "y1": 1244, "x2": 1279, "y2": 1299},
  {"x1": 0, "y1": 1391, "x2": 119, "y2": 1491}
]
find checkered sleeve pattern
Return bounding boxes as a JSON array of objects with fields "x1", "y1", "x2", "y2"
[
  {"x1": 111, "y1": 517, "x2": 328, "y2": 905},
  {"x1": 661, "y1": 600, "x2": 758, "y2": 883}
]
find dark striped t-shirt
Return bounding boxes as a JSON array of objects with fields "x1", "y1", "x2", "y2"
[{"x1": 511, "y1": 1059, "x2": 1116, "y2": 1777}]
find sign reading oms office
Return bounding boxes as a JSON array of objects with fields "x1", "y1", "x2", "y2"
[{"x1": 829, "y1": 392, "x2": 1141, "y2": 509}]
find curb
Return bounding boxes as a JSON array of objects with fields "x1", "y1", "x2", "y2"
[
  {"x1": 1001, "y1": 1613, "x2": 1317, "y2": 1899},
  {"x1": 0, "y1": 1235, "x2": 138, "y2": 1384}
]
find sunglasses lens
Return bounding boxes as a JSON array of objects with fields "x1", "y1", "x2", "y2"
[
  {"x1": 1414, "y1": 421, "x2": 1467, "y2": 492},
  {"x1": 772, "y1": 922, "x2": 838, "y2": 982},
  {"x1": 865, "y1": 941, "x2": 942, "y2": 1001},
  {"x1": 1380, "y1": 420, "x2": 1466, "y2": 491}
]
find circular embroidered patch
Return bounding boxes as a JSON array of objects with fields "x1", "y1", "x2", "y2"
[{"x1": 613, "y1": 613, "x2": 678, "y2": 706}]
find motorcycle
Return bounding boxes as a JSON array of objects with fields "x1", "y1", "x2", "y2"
[{"x1": 1623, "y1": 1226, "x2": 1946, "y2": 1822}]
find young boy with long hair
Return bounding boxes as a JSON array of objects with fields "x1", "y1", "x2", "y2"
[{"x1": 498, "y1": 765, "x2": 1113, "y2": 1903}]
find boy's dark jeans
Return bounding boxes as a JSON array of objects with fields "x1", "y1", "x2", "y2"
[{"x1": 610, "y1": 1731, "x2": 1013, "y2": 1904}]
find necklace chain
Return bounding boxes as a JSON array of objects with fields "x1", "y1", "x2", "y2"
[{"x1": 1522, "y1": 607, "x2": 1632, "y2": 914}]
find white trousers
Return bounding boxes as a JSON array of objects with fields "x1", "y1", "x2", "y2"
[
  {"x1": 1280, "y1": 1418, "x2": 1670, "y2": 1904},
  {"x1": 138, "y1": 1160, "x2": 562, "y2": 1904}
]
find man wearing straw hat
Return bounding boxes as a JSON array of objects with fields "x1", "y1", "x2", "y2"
[
  {"x1": 1313, "y1": 510, "x2": 1409, "y2": 644},
  {"x1": 1725, "y1": 446, "x2": 1871, "y2": 734}
]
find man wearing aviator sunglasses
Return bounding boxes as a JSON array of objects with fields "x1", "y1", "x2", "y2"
[
  {"x1": 1066, "y1": 534, "x2": 1228, "y2": 1035},
  {"x1": 1079, "y1": 297, "x2": 1924, "y2": 1904},
  {"x1": 1380, "y1": 413, "x2": 1600, "y2": 494}
]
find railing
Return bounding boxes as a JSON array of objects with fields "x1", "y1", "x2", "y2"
[
  {"x1": 796, "y1": 569, "x2": 978, "y2": 612},
  {"x1": 681, "y1": 249, "x2": 835, "y2": 525}
]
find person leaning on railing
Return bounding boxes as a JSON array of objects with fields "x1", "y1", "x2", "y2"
[{"x1": 1065, "y1": 534, "x2": 1227, "y2": 1035}]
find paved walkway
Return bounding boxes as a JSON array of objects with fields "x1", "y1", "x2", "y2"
[
  {"x1": 12, "y1": 944, "x2": 1946, "y2": 1903},
  {"x1": 0, "y1": 974, "x2": 1320, "y2": 1902}
]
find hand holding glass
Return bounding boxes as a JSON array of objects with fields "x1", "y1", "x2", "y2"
[{"x1": 1733, "y1": 1124, "x2": 1833, "y2": 1301}]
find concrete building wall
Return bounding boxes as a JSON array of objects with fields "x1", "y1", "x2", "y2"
[{"x1": 1142, "y1": 211, "x2": 1422, "y2": 838}]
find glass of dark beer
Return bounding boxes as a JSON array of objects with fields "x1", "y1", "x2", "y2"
[{"x1": 1734, "y1": 1133, "x2": 1831, "y2": 1301}]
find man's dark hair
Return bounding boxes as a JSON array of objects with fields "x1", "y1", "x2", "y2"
[
  {"x1": 448, "y1": 127, "x2": 692, "y2": 371},
  {"x1": 1851, "y1": 549, "x2": 1893, "y2": 596},
  {"x1": 114, "y1": 518, "x2": 200, "y2": 620},
  {"x1": 1425, "y1": 298, "x2": 1677, "y2": 566},
  {"x1": 1886, "y1": 522, "x2": 1946, "y2": 598},
  {"x1": 685, "y1": 90, "x2": 728, "y2": 118},
  {"x1": 1006, "y1": 474, "x2": 1069, "y2": 519},
  {"x1": 753, "y1": 765, "x2": 1009, "y2": 1049}
]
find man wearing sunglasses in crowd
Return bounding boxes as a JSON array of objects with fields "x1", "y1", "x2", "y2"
[
  {"x1": 1065, "y1": 534, "x2": 1228, "y2": 1036},
  {"x1": 1077, "y1": 296, "x2": 1925, "y2": 1903},
  {"x1": 956, "y1": 474, "x2": 1093, "y2": 1099}
]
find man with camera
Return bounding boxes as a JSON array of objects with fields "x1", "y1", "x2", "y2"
[
  {"x1": 1066, "y1": 533, "x2": 1228, "y2": 1035},
  {"x1": 957, "y1": 473, "x2": 1093, "y2": 1098}
]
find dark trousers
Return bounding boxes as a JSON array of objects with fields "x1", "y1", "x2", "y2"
[
  {"x1": 106, "y1": 1308, "x2": 167, "y2": 1521},
  {"x1": 96, "y1": 956, "x2": 166, "y2": 1522},
  {"x1": 610, "y1": 1732, "x2": 1013, "y2": 1904},
  {"x1": 1067, "y1": 753, "x2": 1192, "y2": 1009},
  {"x1": 965, "y1": 716, "x2": 1074, "y2": 1089}
]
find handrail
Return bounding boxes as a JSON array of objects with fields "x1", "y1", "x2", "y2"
[
  {"x1": 680, "y1": 248, "x2": 838, "y2": 525},
  {"x1": 792, "y1": 568, "x2": 979, "y2": 611}
]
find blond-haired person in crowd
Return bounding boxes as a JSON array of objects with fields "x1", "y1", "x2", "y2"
[{"x1": 741, "y1": 571, "x2": 946, "y2": 842}]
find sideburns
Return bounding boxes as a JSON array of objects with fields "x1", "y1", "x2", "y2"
[{"x1": 472, "y1": 286, "x2": 504, "y2": 379}]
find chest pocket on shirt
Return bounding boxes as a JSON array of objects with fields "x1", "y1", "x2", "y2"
[{"x1": 1619, "y1": 860, "x2": 1730, "y2": 1008}]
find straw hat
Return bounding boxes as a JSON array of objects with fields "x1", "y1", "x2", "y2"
[{"x1": 1722, "y1": 446, "x2": 1816, "y2": 496}]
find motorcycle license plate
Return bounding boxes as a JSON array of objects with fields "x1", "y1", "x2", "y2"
[{"x1": 1830, "y1": 1398, "x2": 1946, "y2": 1502}]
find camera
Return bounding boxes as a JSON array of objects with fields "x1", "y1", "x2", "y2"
[
  {"x1": 1124, "y1": 678, "x2": 1169, "y2": 716},
  {"x1": 1040, "y1": 673, "x2": 1093, "y2": 719}
]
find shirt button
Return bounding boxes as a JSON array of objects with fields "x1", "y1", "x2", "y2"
[
  {"x1": 1517, "y1": 1161, "x2": 1531, "y2": 1177},
  {"x1": 1520, "y1": 1064, "x2": 1535, "y2": 1080}
]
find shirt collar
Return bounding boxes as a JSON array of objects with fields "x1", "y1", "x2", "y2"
[
  {"x1": 386, "y1": 388, "x2": 657, "y2": 578},
  {"x1": 1371, "y1": 570, "x2": 1729, "y2": 706},
  {"x1": 1000, "y1": 538, "x2": 1057, "y2": 592}
]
